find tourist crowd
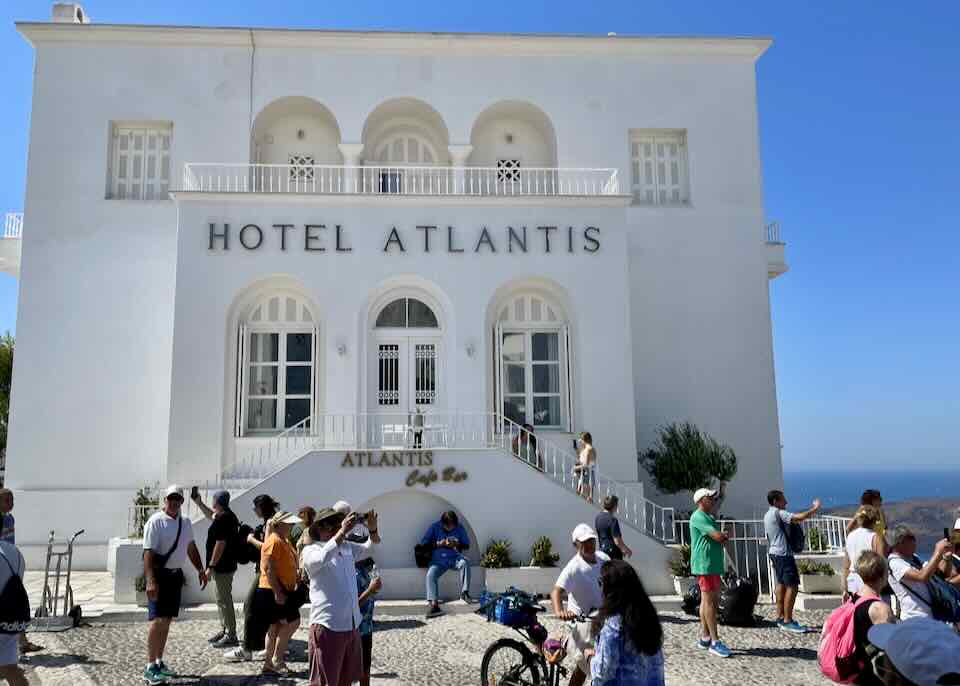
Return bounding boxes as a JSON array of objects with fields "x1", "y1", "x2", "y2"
[{"x1": 1, "y1": 472, "x2": 960, "y2": 686}]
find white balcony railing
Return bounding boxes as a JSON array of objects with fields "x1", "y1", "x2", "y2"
[
  {"x1": 765, "y1": 220, "x2": 783, "y2": 244},
  {"x1": 4, "y1": 213, "x2": 23, "y2": 239},
  {"x1": 182, "y1": 164, "x2": 621, "y2": 197}
]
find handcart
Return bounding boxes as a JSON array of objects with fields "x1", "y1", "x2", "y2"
[{"x1": 33, "y1": 528, "x2": 84, "y2": 631}]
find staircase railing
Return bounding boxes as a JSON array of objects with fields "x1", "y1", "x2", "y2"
[
  {"x1": 498, "y1": 415, "x2": 675, "y2": 543},
  {"x1": 222, "y1": 411, "x2": 675, "y2": 543}
]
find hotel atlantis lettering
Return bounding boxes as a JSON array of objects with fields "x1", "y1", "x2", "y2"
[
  {"x1": 340, "y1": 451, "x2": 468, "y2": 488},
  {"x1": 207, "y1": 223, "x2": 600, "y2": 254}
]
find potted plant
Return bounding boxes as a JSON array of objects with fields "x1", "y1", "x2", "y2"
[
  {"x1": 480, "y1": 539, "x2": 515, "y2": 569},
  {"x1": 529, "y1": 536, "x2": 560, "y2": 568},
  {"x1": 797, "y1": 559, "x2": 838, "y2": 594},
  {"x1": 669, "y1": 544, "x2": 696, "y2": 596},
  {"x1": 806, "y1": 527, "x2": 827, "y2": 553}
]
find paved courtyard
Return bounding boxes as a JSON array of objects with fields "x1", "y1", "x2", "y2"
[{"x1": 21, "y1": 606, "x2": 832, "y2": 686}]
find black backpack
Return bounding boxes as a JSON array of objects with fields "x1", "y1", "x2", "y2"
[
  {"x1": 233, "y1": 524, "x2": 257, "y2": 565},
  {"x1": 0, "y1": 547, "x2": 30, "y2": 634},
  {"x1": 778, "y1": 512, "x2": 806, "y2": 554}
]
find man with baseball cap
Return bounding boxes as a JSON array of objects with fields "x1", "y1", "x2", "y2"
[
  {"x1": 191, "y1": 488, "x2": 240, "y2": 647},
  {"x1": 142, "y1": 485, "x2": 207, "y2": 685},
  {"x1": 689, "y1": 487, "x2": 732, "y2": 658},
  {"x1": 551, "y1": 523, "x2": 610, "y2": 686},
  {"x1": 868, "y1": 618, "x2": 960, "y2": 685}
]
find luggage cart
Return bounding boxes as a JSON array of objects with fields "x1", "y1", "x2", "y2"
[{"x1": 33, "y1": 529, "x2": 84, "y2": 631}]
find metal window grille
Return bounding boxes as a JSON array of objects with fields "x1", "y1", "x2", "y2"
[
  {"x1": 497, "y1": 159, "x2": 521, "y2": 183},
  {"x1": 288, "y1": 154, "x2": 316, "y2": 182}
]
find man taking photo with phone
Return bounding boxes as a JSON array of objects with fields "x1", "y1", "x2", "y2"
[{"x1": 190, "y1": 487, "x2": 240, "y2": 648}]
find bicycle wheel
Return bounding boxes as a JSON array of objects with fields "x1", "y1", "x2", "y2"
[{"x1": 481, "y1": 638, "x2": 542, "y2": 686}]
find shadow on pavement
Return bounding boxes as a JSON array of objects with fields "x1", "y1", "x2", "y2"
[
  {"x1": 735, "y1": 647, "x2": 817, "y2": 660},
  {"x1": 373, "y1": 618, "x2": 427, "y2": 631},
  {"x1": 23, "y1": 653, "x2": 106, "y2": 668}
]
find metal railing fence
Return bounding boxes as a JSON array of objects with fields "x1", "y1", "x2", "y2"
[{"x1": 182, "y1": 164, "x2": 621, "y2": 197}]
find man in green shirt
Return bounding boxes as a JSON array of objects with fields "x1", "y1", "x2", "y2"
[{"x1": 689, "y1": 487, "x2": 731, "y2": 658}]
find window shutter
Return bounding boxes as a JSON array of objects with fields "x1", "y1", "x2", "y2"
[
  {"x1": 494, "y1": 323, "x2": 504, "y2": 419},
  {"x1": 235, "y1": 324, "x2": 246, "y2": 437},
  {"x1": 311, "y1": 325, "x2": 320, "y2": 433},
  {"x1": 563, "y1": 324, "x2": 574, "y2": 432}
]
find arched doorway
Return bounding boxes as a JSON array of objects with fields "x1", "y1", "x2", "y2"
[{"x1": 369, "y1": 296, "x2": 442, "y2": 430}]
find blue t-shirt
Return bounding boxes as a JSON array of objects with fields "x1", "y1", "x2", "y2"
[
  {"x1": 0, "y1": 513, "x2": 14, "y2": 544},
  {"x1": 420, "y1": 521, "x2": 470, "y2": 566}
]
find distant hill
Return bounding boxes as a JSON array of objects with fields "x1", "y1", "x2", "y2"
[{"x1": 825, "y1": 497, "x2": 959, "y2": 552}]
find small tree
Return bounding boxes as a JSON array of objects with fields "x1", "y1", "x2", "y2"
[
  {"x1": 641, "y1": 422, "x2": 738, "y2": 498},
  {"x1": 480, "y1": 539, "x2": 515, "y2": 568}
]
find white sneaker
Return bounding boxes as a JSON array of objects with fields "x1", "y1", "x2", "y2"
[{"x1": 223, "y1": 647, "x2": 252, "y2": 662}]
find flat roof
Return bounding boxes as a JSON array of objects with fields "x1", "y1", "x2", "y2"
[{"x1": 16, "y1": 21, "x2": 771, "y2": 59}]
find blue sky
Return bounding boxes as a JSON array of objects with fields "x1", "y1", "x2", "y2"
[{"x1": 0, "y1": 1, "x2": 957, "y2": 472}]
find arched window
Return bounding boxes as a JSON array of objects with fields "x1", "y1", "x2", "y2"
[
  {"x1": 494, "y1": 293, "x2": 571, "y2": 430},
  {"x1": 237, "y1": 293, "x2": 318, "y2": 435},
  {"x1": 375, "y1": 298, "x2": 439, "y2": 328},
  {"x1": 374, "y1": 133, "x2": 438, "y2": 165}
]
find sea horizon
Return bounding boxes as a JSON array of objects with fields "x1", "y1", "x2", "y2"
[{"x1": 783, "y1": 467, "x2": 959, "y2": 509}]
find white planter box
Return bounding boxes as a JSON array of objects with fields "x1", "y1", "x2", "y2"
[
  {"x1": 485, "y1": 567, "x2": 560, "y2": 596},
  {"x1": 673, "y1": 576, "x2": 697, "y2": 596},
  {"x1": 799, "y1": 574, "x2": 841, "y2": 595}
]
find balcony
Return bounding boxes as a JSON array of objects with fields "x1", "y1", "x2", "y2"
[
  {"x1": 765, "y1": 220, "x2": 788, "y2": 279},
  {"x1": 180, "y1": 164, "x2": 622, "y2": 199},
  {"x1": 0, "y1": 213, "x2": 22, "y2": 277}
]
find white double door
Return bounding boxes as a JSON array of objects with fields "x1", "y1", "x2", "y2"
[{"x1": 372, "y1": 336, "x2": 441, "y2": 419}]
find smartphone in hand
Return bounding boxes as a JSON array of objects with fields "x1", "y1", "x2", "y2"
[{"x1": 190, "y1": 485, "x2": 200, "y2": 499}]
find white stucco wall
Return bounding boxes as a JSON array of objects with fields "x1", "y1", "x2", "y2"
[
  {"x1": 167, "y1": 199, "x2": 636, "y2": 486},
  {"x1": 6, "y1": 23, "x2": 778, "y2": 566}
]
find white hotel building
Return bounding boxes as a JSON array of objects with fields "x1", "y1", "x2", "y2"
[{"x1": 5, "y1": 3, "x2": 788, "y2": 592}]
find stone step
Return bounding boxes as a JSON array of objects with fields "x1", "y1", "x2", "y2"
[{"x1": 795, "y1": 593, "x2": 843, "y2": 611}]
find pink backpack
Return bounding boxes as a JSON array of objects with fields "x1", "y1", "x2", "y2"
[{"x1": 818, "y1": 596, "x2": 873, "y2": 683}]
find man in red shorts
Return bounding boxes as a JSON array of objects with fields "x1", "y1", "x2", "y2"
[{"x1": 689, "y1": 488, "x2": 731, "y2": 658}]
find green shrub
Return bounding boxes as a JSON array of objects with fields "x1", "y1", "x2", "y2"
[
  {"x1": 797, "y1": 560, "x2": 835, "y2": 577},
  {"x1": 529, "y1": 536, "x2": 560, "y2": 567},
  {"x1": 480, "y1": 539, "x2": 515, "y2": 569},
  {"x1": 807, "y1": 527, "x2": 827, "y2": 552},
  {"x1": 641, "y1": 423, "x2": 738, "y2": 496},
  {"x1": 668, "y1": 544, "x2": 692, "y2": 577}
]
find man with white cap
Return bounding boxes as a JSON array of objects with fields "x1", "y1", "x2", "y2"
[
  {"x1": 689, "y1": 487, "x2": 731, "y2": 658},
  {"x1": 867, "y1": 618, "x2": 960, "y2": 685},
  {"x1": 191, "y1": 487, "x2": 241, "y2": 647},
  {"x1": 551, "y1": 523, "x2": 610, "y2": 686},
  {"x1": 142, "y1": 485, "x2": 207, "y2": 685}
]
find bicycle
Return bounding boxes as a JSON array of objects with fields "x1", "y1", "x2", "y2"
[{"x1": 478, "y1": 589, "x2": 591, "y2": 686}]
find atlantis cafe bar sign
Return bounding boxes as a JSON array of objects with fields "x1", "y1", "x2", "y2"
[{"x1": 207, "y1": 223, "x2": 601, "y2": 255}]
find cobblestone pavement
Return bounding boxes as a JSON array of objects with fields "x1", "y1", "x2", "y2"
[{"x1": 23, "y1": 606, "x2": 832, "y2": 685}]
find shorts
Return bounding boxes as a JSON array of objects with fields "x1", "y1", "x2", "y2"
[
  {"x1": 361, "y1": 632, "x2": 373, "y2": 673},
  {"x1": 147, "y1": 569, "x2": 184, "y2": 620},
  {"x1": 0, "y1": 633, "x2": 18, "y2": 667},
  {"x1": 252, "y1": 587, "x2": 301, "y2": 625},
  {"x1": 770, "y1": 554, "x2": 800, "y2": 588},
  {"x1": 570, "y1": 619, "x2": 595, "y2": 674},
  {"x1": 697, "y1": 575, "x2": 722, "y2": 593}
]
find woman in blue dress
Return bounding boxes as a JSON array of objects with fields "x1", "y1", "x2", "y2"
[{"x1": 589, "y1": 560, "x2": 665, "y2": 686}]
